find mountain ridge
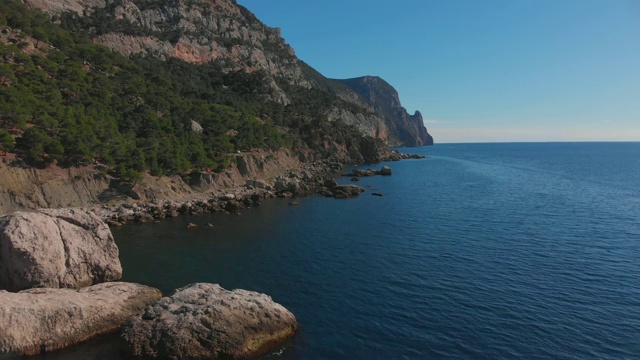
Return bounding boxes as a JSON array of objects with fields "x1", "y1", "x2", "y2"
[
  {"x1": 0, "y1": 0, "x2": 434, "y2": 214},
  {"x1": 22, "y1": 0, "x2": 433, "y2": 146}
]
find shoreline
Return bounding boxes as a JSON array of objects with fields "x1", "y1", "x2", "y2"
[
  {"x1": 1, "y1": 147, "x2": 425, "y2": 226},
  {"x1": 93, "y1": 151, "x2": 426, "y2": 227},
  {"x1": 0, "y1": 149, "x2": 426, "y2": 358}
]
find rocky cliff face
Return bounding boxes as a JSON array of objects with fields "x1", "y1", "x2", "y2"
[
  {"x1": 24, "y1": 0, "x2": 308, "y2": 104},
  {"x1": 0, "y1": 143, "x2": 370, "y2": 215},
  {"x1": 336, "y1": 76, "x2": 434, "y2": 146},
  {"x1": 23, "y1": 0, "x2": 433, "y2": 146}
]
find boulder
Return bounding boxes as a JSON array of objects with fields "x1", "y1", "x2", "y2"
[
  {"x1": 190, "y1": 120, "x2": 204, "y2": 133},
  {"x1": 220, "y1": 193, "x2": 236, "y2": 201},
  {"x1": 347, "y1": 169, "x2": 376, "y2": 177},
  {"x1": 332, "y1": 185, "x2": 365, "y2": 197},
  {"x1": 323, "y1": 178, "x2": 338, "y2": 189},
  {"x1": 277, "y1": 191, "x2": 294, "y2": 198},
  {"x1": 286, "y1": 179, "x2": 301, "y2": 194},
  {"x1": 274, "y1": 179, "x2": 287, "y2": 192},
  {"x1": 334, "y1": 191, "x2": 349, "y2": 199},
  {"x1": 379, "y1": 166, "x2": 392, "y2": 176},
  {"x1": 245, "y1": 179, "x2": 267, "y2": 189},
  {"x1": 0, "y1": 209, "x2": 122, "y2": 292},
  {"x1": 316, "y1": 188, "x2": 334, "y2": 197},
  {"x1": 0, "y1": 282, "x2": 161, "y2": 356},
  {"x1": 121, "y1": 283, "x2": 298, "y2": 360},
  {"x1": 365, "y1": 169, "x2": 378, "y2": 176}
]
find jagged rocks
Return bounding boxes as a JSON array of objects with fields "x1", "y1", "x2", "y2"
[
  {"x1": 350, "y1": 168, "x2": 377, "y2": 177},
  {"x1": 0, "y1": 209, "x2": 122, "y2": 291},
  {"x1": 317, "y1": 178, "x2": 365, "y2": 199},
  {"x1": 323, "y1": 178, "x2": 338, "y2": 189},
  {"x1": 245, "y1": 179, "x2": 268, "y2": 189},
  {"x1": 381, "y1": 150, "x2": 427, "y2": 161},
  {"x1": 343, "y1": 166, "x2": 392, "y2": 178},
  {"x1": 332, "y1": 185, "x2": 365, "y2": 198},
  {"x1": 0, "y1": 282, "x2": 161, "y2": 356},
  {"x1": 121, "y1": 283, "x2": 298, "y2": 360}
]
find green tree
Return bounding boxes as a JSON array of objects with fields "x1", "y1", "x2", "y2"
[
  {"x1": 0, "y1": 130, "x2": 16, "y2": 152},
  {"x1": 16, "y1": 127, "x2": 64, "y2": 166}
]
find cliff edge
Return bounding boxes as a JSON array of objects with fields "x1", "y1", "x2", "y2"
[{"x1": 336, "y1": 76, "x2": 434, "y2": 146}]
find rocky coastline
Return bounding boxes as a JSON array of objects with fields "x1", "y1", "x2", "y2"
[
  {"x1": 0, "y1": 145, "x2": 422, "y2": 216},
  {"x1": 0, "y1": 148, "x2": 426, "y2": 358},
  {"x1": 0, "y1": 209, "x2": 299, "y2": 358},
  {"x1": 71, "y1": 150, "x2": 425, "y2": 227}
]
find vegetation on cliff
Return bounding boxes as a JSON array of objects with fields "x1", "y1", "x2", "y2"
[{"x1": 0, "y1": 1, "x2": 380, "y2": 180}]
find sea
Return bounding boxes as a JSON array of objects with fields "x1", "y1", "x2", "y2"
[{"x1": 32, "y1": 142, "x2": 640, "y2": 359}]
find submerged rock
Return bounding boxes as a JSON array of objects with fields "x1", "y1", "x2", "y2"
[
  {"x1": 0, "y1": 209, "x2": 122, "y2": 291},
  {"x1": 121, "y1": 283, "x2": 298, "y2": 360},
  {"x1": 0, "y1": 282, "x2": 161, "y2": 356}
]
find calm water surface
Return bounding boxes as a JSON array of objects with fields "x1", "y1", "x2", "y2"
[{"x1": 39, "y1": 142, "x2": 640, "y2": 359}]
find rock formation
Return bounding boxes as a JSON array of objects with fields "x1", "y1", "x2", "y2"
[
  {"x1": 0, "y1": 282, "x2": 161, "y2": 356},
  {"x1": 380, "y1": 166, "x2": 392, "y2": 176},
  {"x1": 121, "y1": 283, "x2": 298, "y2": 360},
  {"x1": 331, "y1": 184, "x2": 365, "y2": 199},
  {"x1": 336, "y1": 76, "x2": 434, "y2": 146},
  {"x1": 0, "y1": 208, "x2": 122, "y2": 291},
  {"x1": 23, "y1": 0, "x2": 433, "y2": 146}
]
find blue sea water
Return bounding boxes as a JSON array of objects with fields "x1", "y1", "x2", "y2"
[{"x1": 39, "y1": 142, "x2": 640, "y2": 359}]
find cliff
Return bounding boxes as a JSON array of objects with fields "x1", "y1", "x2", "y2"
[
  {"x1": 22, "y1": 0, "x2": 433, "y2": 146},
  {"x1": 0, "y1": 0, "x2": 432, "y2": 213},
  {"x1": 336, "y1": 76, "x2": 434, "y2": 146},
  {"x1": 0, "y1": 141, "x2": 388, "y2": 214}
]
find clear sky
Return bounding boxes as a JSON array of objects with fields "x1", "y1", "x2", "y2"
[{"x1": 237, "y1": 0, "x2": 640, "y2": 143}]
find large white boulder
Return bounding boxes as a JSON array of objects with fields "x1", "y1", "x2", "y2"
[
  {"x1": 0, "y1": 209, "x2": 122, "y2": 291},
  {"x1": 0, "y1": 282, "x2": 162, "y2": 356},
  {"x1": 121, "y1": 283, "x2": 298, "y2": 359}
]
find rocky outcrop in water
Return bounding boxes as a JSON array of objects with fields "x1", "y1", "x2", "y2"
[
  {"x1": 316, "y1": 182, "x2": 365, "y2": 199},
  {"x1": 0, "y1": 282, "x2": 161, "y2": 356},
  {"x1": 0, "y1": 208, "x2": 122, "y2": 291},
  {"x1": 121, "y1": 283, "x2": 297, "y2": 360},
  {"x1": 343, "y1": 165, "x2": 395, "y2": 178}
]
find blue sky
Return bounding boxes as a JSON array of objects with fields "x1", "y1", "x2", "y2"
[{"x1": 237, "y1": 0, "x2": 639, "y2": 143}]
